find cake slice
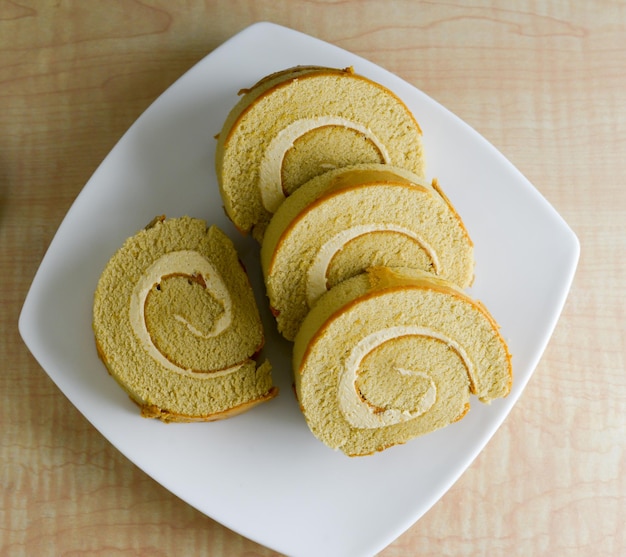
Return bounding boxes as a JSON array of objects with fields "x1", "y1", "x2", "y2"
[
  {"x1": 293, "y1": 267, "x2": 512, "y2": 456},
  {"x1": 215, "y1": 65, "x2": 425, "y2": 240},
  {"x1": 261, "y1": 164, "x2": 474, "y2": 340},
  {"x1": 92, "y1": 216, "x2": 277, "y2": 422}
]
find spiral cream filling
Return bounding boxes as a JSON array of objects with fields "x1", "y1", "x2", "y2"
[
  {"x1": 259, "y1": 117, "x2": 391, "y2": 212},
  {"x1": 338, "y1": 326, "x2": 475, "y2": 428},
  {"x1": 306, "y1": 224, "x2": 440, "y2": 307},
  {"x1": 129, "y1": 250, "x2": 242, "y2": 378}
]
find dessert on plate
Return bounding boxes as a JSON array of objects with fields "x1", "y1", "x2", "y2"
[{"x1": 92, "y1": 216, "x2": 277, "y2": 422}]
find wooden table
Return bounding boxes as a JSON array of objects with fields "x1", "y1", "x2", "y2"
[{"x1": 3, "y1": 2, "x2": 625, "y2": 556}]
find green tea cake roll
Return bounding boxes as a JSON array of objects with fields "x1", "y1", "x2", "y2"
[
  {"x1": 261, "y1": 164, "x2": 474, "y2": 340},
  {"x1": 93, "y1": 216, "x2": 277, "y2": 422},
  {"x1": 215, "y1": 66, "x2": 425, "y2": 240},
  {"x1": 293, "y1": 267, "x2": 512, "y2": 456}
]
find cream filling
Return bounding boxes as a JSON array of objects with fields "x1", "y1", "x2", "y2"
[
  {"x1": 129, "y1": 250, "x2": 242, "y2": 378},
  {"x1": 338, "y1": 326, "x2": 475, "y2": 429},
  {"x1": 258, "y1": 117, "x2": 391, "y2": 212},
  {"x1": 306, "y1": 225, "x2": 440, "y2": 307}
]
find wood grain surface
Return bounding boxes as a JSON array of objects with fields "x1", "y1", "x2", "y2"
[{"x1": 2, "y1": 2, "x2": 625, "y2": 556}]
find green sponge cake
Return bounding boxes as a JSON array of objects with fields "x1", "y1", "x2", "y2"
[
  {"x1": 292, "y1": 267, "x2": 512, "y2": 456},
  {"x1": 215, "y1": 65, "x2": 425, "y2": 240},
  {"x1": 93, "y1": 216, "x2": 277, "y2": 422},
  {"x1": 261, "y1": 164, "x2": 474, "y2": 341}
]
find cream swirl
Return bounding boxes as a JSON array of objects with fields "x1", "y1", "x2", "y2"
[
  {"x1": 338, "y1": 326, "x2": 475, "y2": 428},
  {"x1": 129, "y1": 250, "x2": 242, "y2": 378},
  {"x1": 306, "y1": 224, "x2": 440, "y2": 307},
  {"x1": 258, "y1": 117, "x2": 390, "y2": 212}
]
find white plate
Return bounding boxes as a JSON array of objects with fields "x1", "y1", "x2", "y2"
[{"x1": 19, "y1": 22, "x2": 579, "y2": 557}]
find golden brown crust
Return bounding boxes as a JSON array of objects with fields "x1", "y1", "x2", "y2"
[
  {"x1": 452, "y1": 402, "x2": 471, "y2": 423},
  {"x1": 268, "y1": 179, "x2": 432, "y2": 275},
  {"x1": 144, "y1": 214, "x2": 166, "y2": 230},
  {"x1": 137, "y1": 387, "x2": 279, "y2": 423},
  {"x1": 237, "y1": 65, "x2": 346, "y2": 95},
  {"x1": 223, "y1": 66, "x2": 422, "y2": 147}
]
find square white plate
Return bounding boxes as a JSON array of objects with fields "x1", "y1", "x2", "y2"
[{"x1": 19, "y1": 22, "x2": 579, "y2": 557}]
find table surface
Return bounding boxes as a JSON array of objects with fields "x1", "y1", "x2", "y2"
[{"x1": 2, "y1": 2, "x2": 625, "y2": 556}]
